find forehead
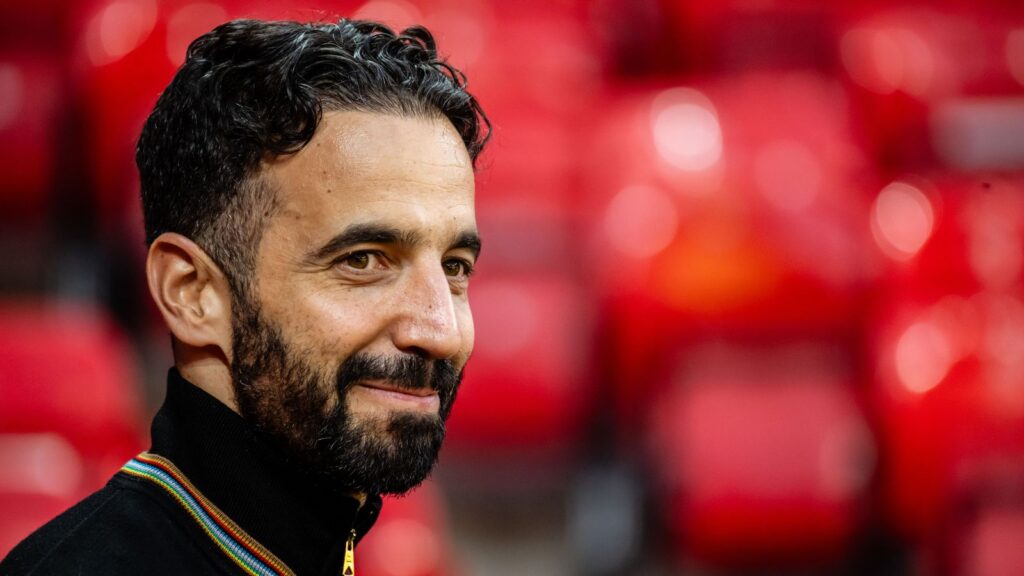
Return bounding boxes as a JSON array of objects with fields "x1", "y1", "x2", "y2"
[{"x1": 260, "y1": 110, "x2": 476, "y2": 247}]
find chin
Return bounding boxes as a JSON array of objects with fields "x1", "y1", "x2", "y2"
[{"x1": 307, "y1": 409, "x2": 446, "y2": 495}]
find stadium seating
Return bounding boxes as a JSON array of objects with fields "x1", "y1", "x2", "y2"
[
  {"x1": 0, "y1": 301, "x2": 145, "y2": 556},
  {"x1": 3, "y1": 0, "x2": 1024, "y2": 572}
]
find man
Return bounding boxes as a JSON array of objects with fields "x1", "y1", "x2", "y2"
[{"x1": 1, "y1": 17, "x2": 487, "y2": 576}]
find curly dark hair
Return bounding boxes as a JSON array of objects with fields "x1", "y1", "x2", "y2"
[{"x1": 136, "y1": 18, "x2": 489, "y2": 297}]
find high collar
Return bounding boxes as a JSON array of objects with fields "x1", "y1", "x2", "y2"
[{"x1": 149, "y1": 369, "x2": 381, "y2": 576}]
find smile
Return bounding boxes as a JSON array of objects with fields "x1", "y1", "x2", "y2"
[{"x1": 353, "y1": 380, "x2": 440, "y2": 411}]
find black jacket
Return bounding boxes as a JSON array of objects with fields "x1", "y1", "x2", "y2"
[{"x1": 1, "y1": 369, "x2": 381, "y2": 576}]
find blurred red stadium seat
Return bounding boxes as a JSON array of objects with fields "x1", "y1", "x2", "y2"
[
  {"x1": 0, "y1": 301, "x2": 145, "y2": 556},
  {"x1": 648, "y1": 357, "x2": 872, "y2": 568}
]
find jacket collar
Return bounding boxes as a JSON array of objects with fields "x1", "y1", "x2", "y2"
[{"x1": 149, "y1": 369, "x2": 381, "y2": 576}]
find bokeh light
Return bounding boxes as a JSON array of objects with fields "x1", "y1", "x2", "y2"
[
  {"x1": 85, "y1": 0, "x2": 158, "y2": 66},
  {"x1": 871, "y1": 181, "x2": 935, "y2": 261},
  {"x1": 651, "y1": 88, "x2": 723, "y2": 172},
  {"x1": 603, "y1": 184, "x2": 679, "y2": 259},
  {"x1": 895, "y1": 319, "x2": 953, "y2": 395}
]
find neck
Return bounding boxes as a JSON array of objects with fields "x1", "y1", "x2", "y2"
[{"x1": 174, "y1": 345, "x2": 237, "y2": 413}]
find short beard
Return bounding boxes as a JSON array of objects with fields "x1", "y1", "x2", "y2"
[{"x1": 228, "y1": 293, "x2": 461, "y2": 495}]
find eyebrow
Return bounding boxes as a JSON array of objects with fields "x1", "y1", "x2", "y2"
[
  {"x1": 451, "y1": 230, "x2": 483, "y2": 259},
  {"x1": 307, "y1": 222, "x2": 482, "y2": 262}
]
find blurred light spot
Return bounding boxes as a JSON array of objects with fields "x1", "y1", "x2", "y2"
[
  {"x1": 871, "y1": 181, "x2": 935, "y2": 261},
  {"x1": 354, "y1": 0, "x2": 422, "y2": 31},
  {"x1": 366, "y1": 519, "x2": 440, "y2": 576},
  {"x1": 474, "y1": 284, "x2": 537, "y2": 359},
  {"x1": 841, "y1": 27, "x2": 935, "y2": 97},
  {"x1": 841, "y1": 28, "x2": 896, "y2": 95},
  {"x1": 166, "y1": 3, "x2": 228, "y2": 65},
  {"x1": 1007, "y1": 29, "x2": 1024, "y2": 86},
  {"x1": 0, "y1": 64, "x2": 23, "y2": 130},
  {"x1": 0, "y1": 433, "x2": 83, "y2": 496},
  {"x1": 86, "y1": 0, "x2": 158, "y2": 66},
  {"x1": 869, "y1": 30, "x2": 905, "y2": 93},
  {"x1": 604, "y1": 185, "x2": 678, "y2": 259},
  {"x1": 895, "y1": 320, "x2": 952, "y2": 394},
  {"x1": 753, "y1": 140, "x2": 821, "y2": 212},
  {"x1": 651, "y1": 88, "x2": 722, "y2": 171},
  {"x1": 893, "y1": 28, "x2": 935, "y2": 97}
]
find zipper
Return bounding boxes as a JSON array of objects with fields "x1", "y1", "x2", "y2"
[{"x1": 341, "y1": 529, "x2": 356, "y2": 575}]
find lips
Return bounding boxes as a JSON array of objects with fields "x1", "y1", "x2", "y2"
[
  {"x1": 357, "y1": 379, "x2": 435, "y2": 397},
  {"x1": 353, "y1": 380, "x2": 441, "y2": 411}
]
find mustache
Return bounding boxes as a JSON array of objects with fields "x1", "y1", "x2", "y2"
[{"x1": 338, "y1": 353, "x2": 460, "y2": 395}]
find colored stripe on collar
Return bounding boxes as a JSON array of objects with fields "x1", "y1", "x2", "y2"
[{"x1": 121, "y1": 452, "x2": 295, "y2": 576}]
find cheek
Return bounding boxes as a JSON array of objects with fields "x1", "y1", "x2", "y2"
[
  {"x1": 457, "y1": 303, "x2": 475, "y2": 362},
  {"x1": 268, "y1": 287, "x2": 388, "y2": 361}
]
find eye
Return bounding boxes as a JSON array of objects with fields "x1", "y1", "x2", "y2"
[
  {"x1": 336, "y1": 250, "x2": 381, "y2": 271},
  {"x1": 443, "y1": 258, "x2": 474, "y2": 279},
  {"x1": 346, "y1": 253, "x2": 369, "y2": 269}
]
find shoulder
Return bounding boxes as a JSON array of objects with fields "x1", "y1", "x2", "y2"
[{"x1": 1, "y1": 473, "x2": 227, "y2": 576}]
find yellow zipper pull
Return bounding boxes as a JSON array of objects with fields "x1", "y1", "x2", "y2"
[{"x1": 342, "y1": 529, "x2": 356, "y2": 576}]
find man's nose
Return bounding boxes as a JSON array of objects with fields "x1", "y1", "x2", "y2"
[{"x1": 390, "y1": 263, "x2": 462, "y2": 360}]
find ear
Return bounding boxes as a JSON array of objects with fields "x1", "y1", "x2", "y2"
[{"x1": 146, "y1": 233, "x2": 233, "y2": 360}]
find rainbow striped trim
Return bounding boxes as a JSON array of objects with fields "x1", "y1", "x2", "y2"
[{"x1": 121, "y1": 453, "x2": 295, "y2": 576}]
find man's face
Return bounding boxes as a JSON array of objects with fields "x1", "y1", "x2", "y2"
[{"x1": 229, "y1": 111, "x2": 478, "y2": 495}]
